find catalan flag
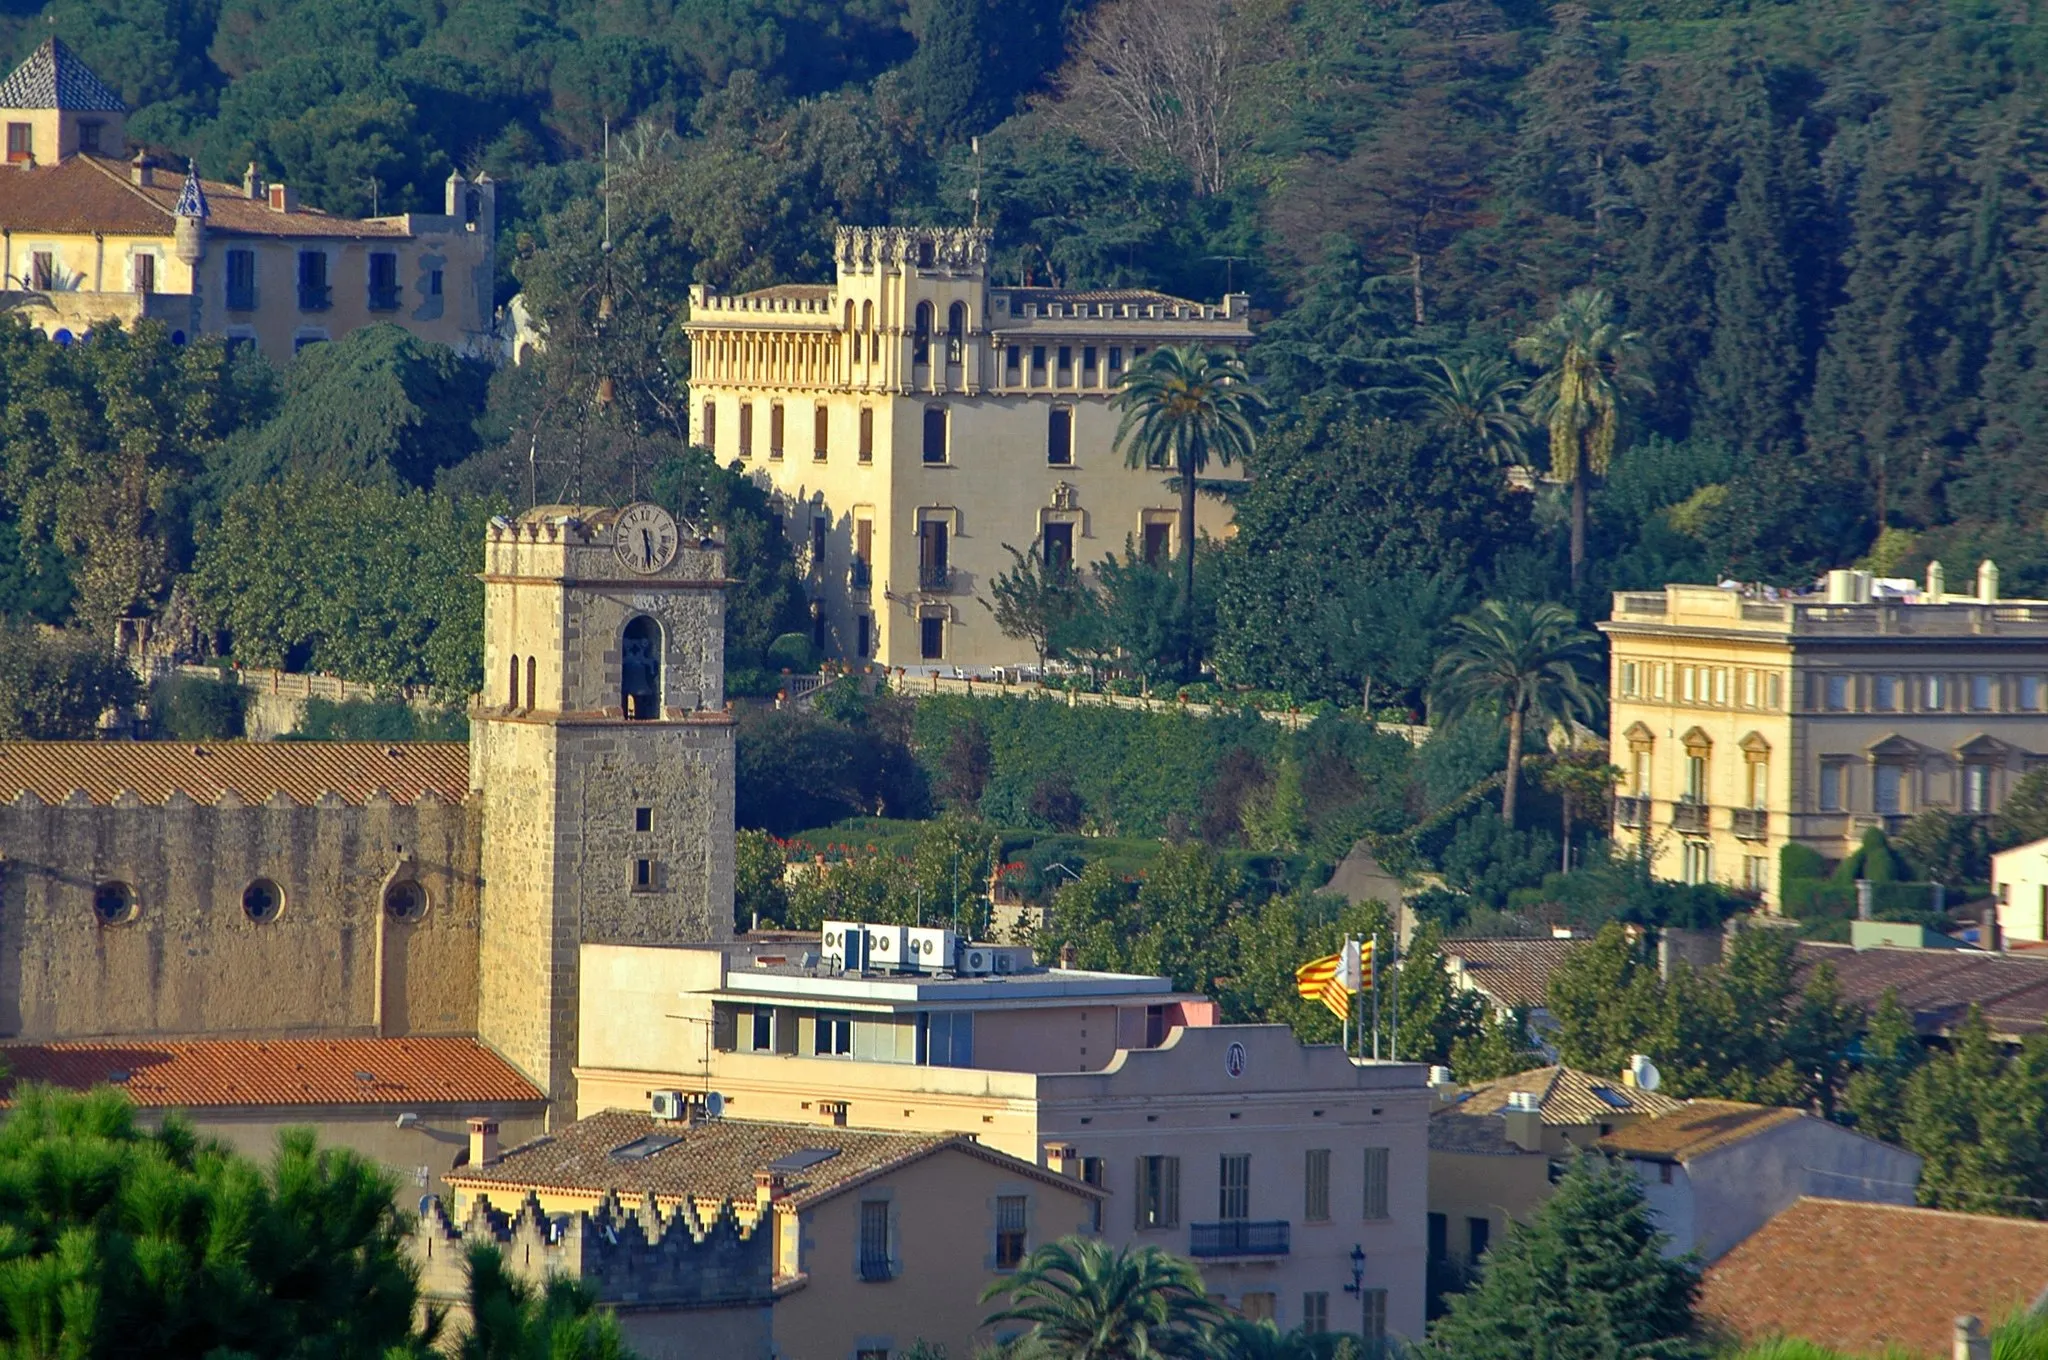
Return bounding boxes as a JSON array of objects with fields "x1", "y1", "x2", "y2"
[{"x1": 1295, "y1": 939, "x2": 1373, "y2": 1022}]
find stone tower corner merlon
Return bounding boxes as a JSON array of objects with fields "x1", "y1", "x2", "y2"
[{"x1": 483, "y1": 505, "x2": 726, "y2": 583}]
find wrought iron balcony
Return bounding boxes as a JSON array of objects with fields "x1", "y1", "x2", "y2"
[
  {"x1": 1671, "y1": 801, "x2": 1710, "y2": 834},
  {"x1": 850, "y1": 559, "x2": 872, "y2": 594},
  {"x1": 1615, "y1": 796, "x2": 1651, "y2": 829},
  {"x1": 298, "y1": 284, "x2": 332, "y2": 313},
  {"x1": 368, "y1": 286, "x2": 403, "y2": 312},
  {"x1": 918, "y1": 563, "x2": 955, "y2": 592},
  {"x1": 1732, "y1": 808, "x2": 1768, "y2": 841},
  {"x1": 858, "y1": 1253, "x2": 894, "y2": 1282},
  {"x1": 1188, "y1": 1220, "x2": 1290, "y2": 1259}
]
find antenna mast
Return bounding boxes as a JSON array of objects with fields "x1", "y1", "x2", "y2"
[{"x1": 970, "y1": 136, "x2": 981, "y2": 230}]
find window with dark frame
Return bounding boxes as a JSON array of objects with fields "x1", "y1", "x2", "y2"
[
  {"x1": 1042, "y1": 521, "x2": 1074, "y2": 572},
  {"x1": 769, "y1": 404, "x2": 785, "y2": 459},
  {"x1": 923, "y1": 405, "x2": 948, "y2": 463},
  {"x1": 1136, "y1": 1155, "x2": 1179, "y2": 1230},
  {"x1": 1303, "y1": 1292, "x2": 1329, "y2": 1335},
  {"x1": 1468, "y1": 1216, "x2": 1491, "y2": 1260},
  {"x1": 226, "y1": 249, "x2": 257, "y2": 310},
  {"x1": 633, "y1": 858, "x2": 656, "y2": 891},
  {"x1": 701, "y1": 400, "x2": 716, "y2": 448},
  {"x1": 995, "y1": 1195, "x2": 1027, "y2": 1269},
  {"x1": 858, "y1": 1201, "x2": 893, "y2": 1280},
  {"x1": 920, "y1": 616, "x2": 944, "y2": 661},
  {"x1": 1362, "y1": 1147, "x2": 1389, "y2": 1219},
  {"x1": 132, "y1": 253, "x2": 155, "y2": 294},
  {"x1": 856, "y1": 614, "x2": 871, "y2": 658},
  {"x1": 5, "y1": 122, "x2": 30, "y2": 163},
  {"x1": 1305, "y1": 1148, "x2": 1331, "y2": 1222},
  {"x1": 29, "y1": 251, "x2": 53, "y2": 291},
  {"x1": 1219, "y1": 1153, "x2": 1250, "y2": 1220},
  {"x1": 77, "y1": 120, "x2": 100, "y2": 154},
  {"x1": 814, "y1": 405, "x2": 830, "y2": 460},
  {"x1": 367, "y1": 251, "x2": 400, "y2": 310},
  {"x1": 859, "y1": 407, "x2": 874, "y2": 463},
  {"x1": 635, "y1": 807, "x2": 653, "y2": 833},
  {"x1": 1142, "y1": 522, "x2": 1171, "y2": 566},
  {"x1": 1048, "y1": 407, "x2": 1073, "y2": 466}
]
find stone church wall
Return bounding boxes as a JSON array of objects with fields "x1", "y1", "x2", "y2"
[{"x1": 0, "y1": 791, "x2": 479, "y2": 1040}]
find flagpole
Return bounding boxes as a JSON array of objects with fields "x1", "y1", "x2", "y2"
[
  {"x1": 1389, "y1": 934, "x2": 1400, "y2": 1062},
  {"x1": 1371, "y1": 931, "x2": 1381, "y2": 1060},
  {"x1": 1341, "y1": 936, "x2": 1350, "y2": 1055}
]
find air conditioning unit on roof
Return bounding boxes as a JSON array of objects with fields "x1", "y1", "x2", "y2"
[
  {"x1": 905, "y1": 927, "x2": 958, "y2": 973},
  {"x1": 821, "y1": 922, "x2": 866, "y2": 972},
  {"x1": 958, "y1": 945, "x2": 994, "y2": 976},
  {"x1": 864, "y1": 924, "x2": 908, "y2": 971}
]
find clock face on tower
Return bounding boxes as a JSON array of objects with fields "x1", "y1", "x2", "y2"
[{"x1": 613, "y1": 503, "x2": 679, "y2": 575}]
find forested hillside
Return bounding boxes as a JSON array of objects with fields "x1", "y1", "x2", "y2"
[{"x1": 5, "y1": 0, "x2": 2048, "y2": 709}]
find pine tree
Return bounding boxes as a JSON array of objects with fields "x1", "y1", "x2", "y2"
[{"x1": 1429, "y1": 1153, "x2": 1703, "y2": 1360}]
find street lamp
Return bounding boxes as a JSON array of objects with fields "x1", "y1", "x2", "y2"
[{"x1": 1342, "y1": 1244, "x2": 1367, "y2": 1342}]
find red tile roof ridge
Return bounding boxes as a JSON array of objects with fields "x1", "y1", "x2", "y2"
[{"x1": 1795, "y1": 1194, "x2": 2048, "y2": 1226}]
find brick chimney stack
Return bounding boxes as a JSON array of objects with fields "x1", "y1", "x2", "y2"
[
  {"x1": 467, "y1": 1117, "x2": 500, "y2": 1168},
  {"x1": 754, "y1": 1169, "x2": 787, "y2": 1214}
]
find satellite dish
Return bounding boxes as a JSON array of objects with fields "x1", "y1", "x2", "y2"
[
  {"x1": 1630, "y1": 1054, "x2": 1662, "y2": 1092},
  {"x1": 704, "y1": 1091, "x2": 726, "y2": 1119}
]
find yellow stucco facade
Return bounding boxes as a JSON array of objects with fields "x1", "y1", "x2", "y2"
[
  {"x1": 1, "y1": 42, "x2": 497, "y2": 365},
  {"x1": 682, "y1": 226, "x2": 1253, "y2": 672},
  {"x1": 1602, "y1": 570, "x2": 2048, "y2": 905}
]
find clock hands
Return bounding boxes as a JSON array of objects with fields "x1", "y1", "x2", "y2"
[{"x1": 641, "y1": 527, "x2": 654, "y2": 566}]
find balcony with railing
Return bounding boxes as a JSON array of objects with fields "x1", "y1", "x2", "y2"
[
  {"x1": 1732, "y1": 808, "x2": 1769, "y2": 840},
  {"x1": 1671, "y1": 801, "x2": 1711, "y2": 834},
  {"x1": 298, "y1": 283, "x2": 332, "y2": 313},
  {"x1": 1615, "y1": 796, "x2": 1651, "y2": 829},
  {"x1": 1188, "y1": 1220, "x2": 1290, "y2": 1259},
  {"x1": 850, "y1": 559, "x2": 872, "y2": 595},
  {"x1": 918, "y1": 563, "x2": 956, "y2": 593},
  {"x1": 858, "y1": 1253, "x2": 894, "y2": 1282}
]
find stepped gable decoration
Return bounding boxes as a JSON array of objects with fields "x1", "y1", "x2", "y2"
[
  {"x1": 0, "y1": 741, "x2": 471, "y2": 807},
  {"x1": 410, "y1": 1186, "x2": 775, "y2": 1310},
  {"x1": 0, "y1": 37, "x2": 126, "y2": 112}
]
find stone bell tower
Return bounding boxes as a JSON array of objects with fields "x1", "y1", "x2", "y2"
[{"x1": 472, "y1": 505, "x2": 735, "y2": 1111}]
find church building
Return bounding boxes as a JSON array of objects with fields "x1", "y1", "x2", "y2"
[{"x1": 0, "y1": 505, "x2": 734, "y2": 1188}]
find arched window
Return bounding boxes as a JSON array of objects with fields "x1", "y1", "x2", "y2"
[
  {"x1": 946, "y1": 301, "x2": 967, "y2": 362},
  {"x1": 845, "y1": 300, "x2": 856, "y2": 332},
  {"x1": 508, "y1": 654, "x2": 520, "y2": 708},
  {"x1": 622, "y1": 615, "x2": 663, "y2": 720},
  {"x1": 526, "y1": 656, "x2": 537, "y2": 712},
  {"x1": 914, "y1": 302, "x2": 934, "y2": 365}
]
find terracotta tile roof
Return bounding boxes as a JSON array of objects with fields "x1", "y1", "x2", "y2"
[
  {"x1": 1700, "y1": 1198, "x2": 2048, "y2": 1357},
  {"x1": 449, "y1": 1110, "x2": 1100, "y2": 1211},
  {"x1": 0, "y1": 740, "x2": 471, "y2": 807},
  {"x1": 1428, "y1": 1110, "x2": 1523, "y2": 1155},
  {"x1": 1004, "y1": 287, "x2": 1193, "y2": 306},
  {"x1": 1595, "y1": 1100, "x2": 1803, "y2": 1162},
  {"x1": 0, "y1": 38, "x2": 125, "y2": 112},
  {"x1": 1, "y1": 1037, "x2": 543, "y2": 1109},
  {"x1": 0, "y1": 155, "x2": 413, "y2": 239},
  {"x1": 1449, "y1": 1065, "x2": 1685, "y2": 1126},
  {"x1": 1444, "y1": 936, "x2": 1589, "y2": 1011},
  {"x1": 1796, "y1": 941, "x2": 2048, "y2": 1040}
]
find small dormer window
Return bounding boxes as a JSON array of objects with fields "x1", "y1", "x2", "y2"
[{"x1": 77, "y1": 121, "x2": 101, "y2": 154}]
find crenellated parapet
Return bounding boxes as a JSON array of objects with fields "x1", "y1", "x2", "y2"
[
  {"x1": 411, "y1": 1190, "x2": 775, "y2": 1309},
  {"x1": 835, "y1": 225, "x2": 991, "y2": 274}
]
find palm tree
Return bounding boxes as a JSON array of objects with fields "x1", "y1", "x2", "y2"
[
  {"x1": 981, "y1": 1236, "x2": 1220, "y2": 1359},
  {"x1": 1421, "y1": 354, "x2": 1531, "y2": 468},
  {"x1": 1512, "y1": 288, "x2": 1651, "y2": 590},
  {"x1": 1430, "y1": 600, "x2": 1599, "y2": 829},
  {"x1": 1113, "y1": 345, "x2": 1266, "y2": 677}
]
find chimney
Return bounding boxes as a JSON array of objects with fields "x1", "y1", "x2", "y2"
[
  {"x1": 1043, "y1": 1142, "x2": 1080, "y2": 1178},
  {"x1": 467, "y1": 1117, "x2": 500, "y2": 1168},
  {"x1": 1428, "y1": 1066, "x2": 1459, "y2": 1107},
  {"x1": 268, "y1": 182, "x2": 297, "y2": 214},
  {"x1": 243, "y1": 162, "x2": 261, "y2": 199},
  {"x1": 1955, "y1": 1317, "x2": 1990, "y2": 1360},
  {"x1": 754, "y1": 1168, "x2": 787, "y2": 1214},
  {"x1": 1501, "y1": 1091, "x2": 1543, "y2": 1152},
  {"x1": 130, "y1": 152, "x2": 153, "y2": 188},
  {"x1": 1058, "y1": 942, "x2": 1077, "y2": 970}
]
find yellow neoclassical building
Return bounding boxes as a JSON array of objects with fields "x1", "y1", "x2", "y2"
[
  {"x1": 1601, "y1": 566, "x2": 2048, "y2": 906},
  {"x1": 682, "y1": 226, "x2": 1253, "y2": 671},
  {"x1": 0, "y1": 38, "x2": 497, "y2": 363}
]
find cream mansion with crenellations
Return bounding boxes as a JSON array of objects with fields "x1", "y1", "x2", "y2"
[{"x1": 683, "y1": 226, "x2": 1253, "y2": 672}]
